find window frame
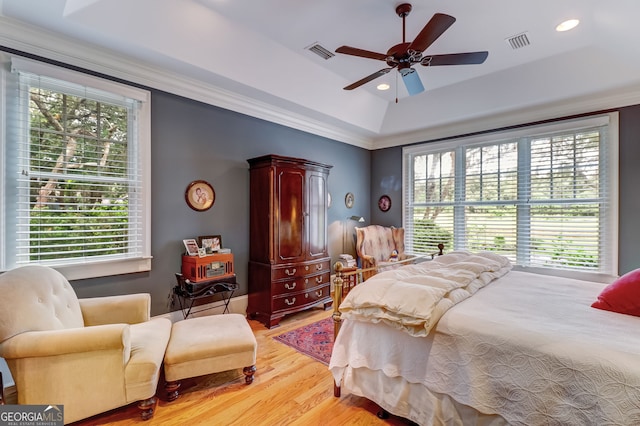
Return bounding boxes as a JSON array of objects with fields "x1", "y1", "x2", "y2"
[
  {"x1": 403, "y1": 113, "x2": 619, "y2": 282},
  {"x1": 1, "y1": 55, "x2": 152, "y2": 280}
]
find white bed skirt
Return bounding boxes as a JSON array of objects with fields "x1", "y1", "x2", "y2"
[{"x1": 342, "y1": 367, "x2": 507, "y2": 426}]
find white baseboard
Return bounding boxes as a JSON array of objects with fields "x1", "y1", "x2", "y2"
[{"x1": 156, "y1": 294, "x2": 248, "y2": 323}]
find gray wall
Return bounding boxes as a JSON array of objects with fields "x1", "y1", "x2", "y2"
[
  {"x1": 618, "y1": 105, "x2": 640, "y2": 274},
  {"x1": 72, "y1": 90, "x2": 371, "y2": 316},
  {"x1": 371, "y1": 106, "x2": 640, "y2": 275},
  {"x1": 370, "y1": 146, "x2": 404, "y2": 228}
]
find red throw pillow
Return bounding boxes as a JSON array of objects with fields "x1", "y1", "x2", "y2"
[{"x1": 592, "y1": 268, "x2": 640, "y2": 316}]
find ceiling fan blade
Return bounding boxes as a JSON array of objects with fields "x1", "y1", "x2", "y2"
[
  {"x1": 336, "y1": 46, "x2": 388, "y2": 61},
  {"x1": 400, "y1": 68, "x2": 424, "y2": 96},
  {"x1": 408, "y1": 13, "x2": 456, "y2": 53},
  {"x1": 421, "y1": 51, "x2": 489, "y2": 66},
  {"x1": 343, "y1": 68, "x2": 394, "y2": 90}
]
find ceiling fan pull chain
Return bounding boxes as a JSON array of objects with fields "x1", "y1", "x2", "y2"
[{"x1": 396, "y1": 72, "x2": 399, "y2": 104}]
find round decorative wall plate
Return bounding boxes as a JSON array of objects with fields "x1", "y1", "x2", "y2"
[
  {"x1": 185, "y1": 180, "x2": 215, "y2": 211},
  {"x1": 378, "y1": 195, "x2": 392, "y2": 212},
  {"x1": 345, "y1": 192, "x2": 354, "y2": 209}
]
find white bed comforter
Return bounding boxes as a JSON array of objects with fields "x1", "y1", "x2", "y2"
[
  {"x1": 339, "y1": 251, "x2": 512, "y2": 337},
  {"x1": 330, "y1": 271, "x2": 640, "y2": 425}
]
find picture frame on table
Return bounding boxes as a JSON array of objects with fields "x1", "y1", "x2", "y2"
[
  {"x1": 183, "y1": 238, "x2": 200, "y2": 256},
  {"x1": 198, "y1": 235, "x2": 222, "y2": 253}
]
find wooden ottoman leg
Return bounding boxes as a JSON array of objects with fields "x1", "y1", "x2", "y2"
[
  {"x1": 138, "y1": 396, "x2": 157, "y2": 421},
  {"x1": 165, "y1": 380, "x2": 181, "y2": 402},
  {"x1": 243, "y1": 365, "x2": 256, "y2": 384}
]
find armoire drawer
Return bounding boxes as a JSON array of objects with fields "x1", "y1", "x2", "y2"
[
  {"x1": 272, "y1": 259, "x2": 330, "y2": 281},
  {"x1": 271, "y1": 272, "x2": 329, "y2": 296},
  {"x1": 272, "y1": 284, "x2": 330, "y2": 312}
]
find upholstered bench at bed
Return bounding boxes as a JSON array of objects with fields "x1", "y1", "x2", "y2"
[{"x1": 163, "y1": 313, "x2": 257, "y2": 401}]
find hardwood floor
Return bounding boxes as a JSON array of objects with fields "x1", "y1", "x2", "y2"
[{"x1": 42, "y1": 308, "x2": 413, "y2": 425}]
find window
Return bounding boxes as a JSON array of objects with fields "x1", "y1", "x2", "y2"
[
  {"x1": 403, "y1": 114, "x2": 618, "y2": 280},
  {"x1": 1, "y1": 56, "x2": 151, "y2": 280}
]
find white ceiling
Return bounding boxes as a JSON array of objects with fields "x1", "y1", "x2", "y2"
[{"x1": 2, "y1": 0, "x2": 640, "y2": 149}]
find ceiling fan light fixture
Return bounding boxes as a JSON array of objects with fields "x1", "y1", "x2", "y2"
[
  {"x1": 556, "y1": 19, "x2": 580, "y2": 32},
  {"x1": 401, "y1": 68, "x2": 424, "y2": 95},
  {"x1": 377, "y1": 83, "x2": 390, "y2": 91}
]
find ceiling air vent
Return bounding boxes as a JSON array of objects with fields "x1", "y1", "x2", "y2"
[
  {"x1": 506, "y1": 32, "x2": 530, "y2": 49},
  {"x1": 306, "y1": 43, "x2": 335, "y2": 60}
]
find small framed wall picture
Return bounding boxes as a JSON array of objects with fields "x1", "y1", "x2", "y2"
[
  {"x1": 183, "y1": 239, "x2": 200, "y2": 256},
  {"x1": 198, "y1": 235, "x2": 222, "y2": 254},
  {"x1": 378, "y1": 195, "x2": 392, "y2": 212},
  {"x1": 345, "y1": 192, "x2": 354, "y2": 209},
  {"x1": 185, "y1": 180, "x2": 215, "y2": 211}
]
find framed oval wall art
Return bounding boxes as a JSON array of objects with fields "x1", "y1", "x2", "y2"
[
  {"x1": 378, "y1": 195, "x2": 391, "y2": 212},
  {"x1": 345, "y1": 192, "x2": 354, "y2": 209},
  {"x1": 185, "y1": 180, "x2": 215, "y2": 211}
]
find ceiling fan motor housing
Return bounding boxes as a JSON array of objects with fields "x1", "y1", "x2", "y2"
[{"x1": 386, "y1": 42, "x2": 412, "y2": 66}]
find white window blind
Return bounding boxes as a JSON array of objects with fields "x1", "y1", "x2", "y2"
[
  {"x1": 1, "y1": 56, "x2": 151, "y2": 279},
  {"x1": 403, "y1": 114, "x2": 618, "y2": 280}
]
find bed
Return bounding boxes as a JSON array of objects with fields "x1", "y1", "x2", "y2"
[{"x1": 329, "y1": 251, "x2": 640, "y2": 426}]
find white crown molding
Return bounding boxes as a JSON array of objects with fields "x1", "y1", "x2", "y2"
[
  {"x1": 0, "y1": 16, "x2": 374, "y2": 149},
  {"x1": 374, "y1": 82, "x2": 640, "y2": 149}
]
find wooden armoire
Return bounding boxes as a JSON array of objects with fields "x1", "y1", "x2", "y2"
[{"x1": 247, "y1": 154, "x2": 332, "y2": 328}]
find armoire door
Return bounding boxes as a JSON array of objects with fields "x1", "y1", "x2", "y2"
[
  {"x1": 306, "y1": 170, "x2": 329, "y2": 259},
  {"x1": 276, "y1": 166, "x2": 305, "y2": 263}
]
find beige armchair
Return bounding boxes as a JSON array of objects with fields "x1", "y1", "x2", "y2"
[
  {"x1": 355, "y1": 225, "x2": 415, "y2": 279},
  {"x1": 0, "y1": 265, "x2": 171, "y2": 424}
]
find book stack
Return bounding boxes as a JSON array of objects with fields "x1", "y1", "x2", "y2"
[{"x1": 338, "y1": 254, "x2": 357, "y2": 268}]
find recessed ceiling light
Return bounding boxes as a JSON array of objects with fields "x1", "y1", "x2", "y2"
[
  {"x1": 556, "y1": 19, "x2": 579, "y2": 32},
  {"x1": 377, "y1": 83, "x2": 390, "y2": 91}
]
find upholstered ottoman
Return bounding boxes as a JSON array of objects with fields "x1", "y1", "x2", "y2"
[{"x1": 163, "y1": 313, "x2": 257, "y2": 401}]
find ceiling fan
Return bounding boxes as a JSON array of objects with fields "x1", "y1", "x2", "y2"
[{"x1": 335, "y1": 3, "x2": 488, "y2": 96}]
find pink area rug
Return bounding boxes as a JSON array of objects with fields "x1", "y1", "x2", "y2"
[{"x1": 273, "y1": 317, "x2": 334, "y2": 365}]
